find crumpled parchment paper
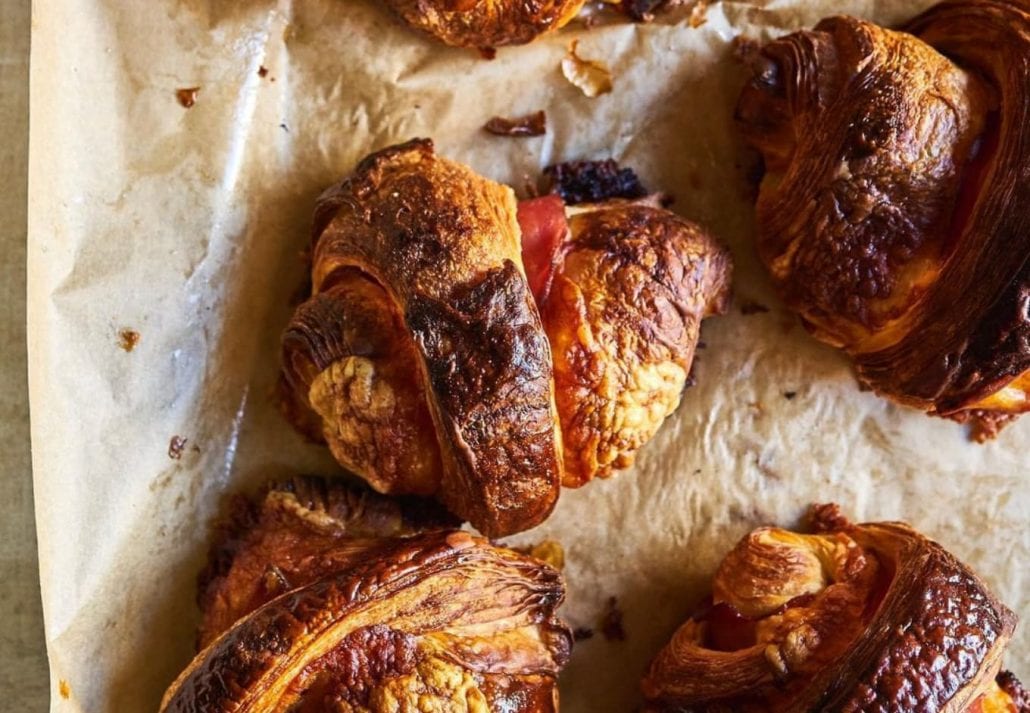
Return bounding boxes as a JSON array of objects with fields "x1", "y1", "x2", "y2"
[{"x1": 27, "y1": 0, "x2": 1028, "y2": 710}]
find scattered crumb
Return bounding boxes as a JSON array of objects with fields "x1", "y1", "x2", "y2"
[
  {"x1": 279, "y1": 123, "x2": 289, "y2": 132},
  {"x1": 526, "y1": 540, "x2": 565, "y2": 570},
  {"x1": 168, "y1": 435, "x2": 188, "y2": 460},
  {"x1": 748, "y1": 401, "x2": 764, "y2": 415},
  {"x1": 573, "y1": 627, "x2": 595, "y2": 641},
  {"x1": 258, "y1": 65, "x2": 269, "y2": 78},
  {"x1": 696, "y1": 340, "x2": 707, "y2": 350},
  {"x1": 59, "y1": 680, "x2": 70, "y2": 699},
  {"x1": 561, "y1": 40, "x2": 613, "y2": 98},
  {"x1": 117, "y1": 329, "x2": 140, "y2": 352},
  {"x1": 176, "y1": 87, "x2": 200, "y2": 108},
  {"x1": 483, "y1": 110, "x2": 547, "y2": 138},
  {"x1": 689, "y1": 0, "x2": 709, "y2": 27},
  {"x1": 739, "y1": 300, "x2": 769, "y2": 315},
  {"x1": 600, "y1": 596, "x2": 626, "y2": 641},
  {"x1": 783, "y1": 391, "x2": 797, "y2": 400},
  {"x1": 478, "y1": 46, "x2": 497, "y2": 60}
]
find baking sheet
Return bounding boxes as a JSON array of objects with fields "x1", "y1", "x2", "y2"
[{"x1": 27, "y1": 0, "x2": 1029, "y2": 710}]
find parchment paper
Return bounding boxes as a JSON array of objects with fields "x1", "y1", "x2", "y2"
[{"x1": 27, "y1": 1, "x2": 1029, "y2": 710}]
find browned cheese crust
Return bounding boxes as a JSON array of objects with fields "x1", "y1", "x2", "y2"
[
  {"x1": 540, "y1": 201, "x2": 731, "y2": 485},
  {"x1": 641, "y1": 505, "x2": 1020, "y2": 712},
  {"x1": 282, "y1": 139, "x2": 562, "y2": 538},
  {"x1": 383, "y1": 0, "x2": 585, "y2": 49},
  {"x1": 163, "y1": 478, "x2": 571, "y2": 713},
  {"x1": 736, "y1": 0, "x2": 1030, "y2": 437}
]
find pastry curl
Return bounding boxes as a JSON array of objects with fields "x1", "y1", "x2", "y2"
[
  {"x1": 736, "y1": 1, "x2": 1030, "y2": 438},
  {"x1": 163, "y1": 478, "x2": 571, "y2": 713},
  {"x1": 383, "y1": 0, "x2": 585, "y2": 49},
  {"x1": 641, "y1": 504, "x2": 1024, "y2": 712},
  {"x1": 282, "y1": 141, "x2": 732, "y2": 532}
]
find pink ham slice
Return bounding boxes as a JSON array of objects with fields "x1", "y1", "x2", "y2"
[{"x1": 516, "y1": 195, "x2": 569, "y2": 303}]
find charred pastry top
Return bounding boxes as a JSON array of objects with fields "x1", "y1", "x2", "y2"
[
  {"x1": 283, "y1": 139, "x2": 563, "y2": 538},
  {"x1": 282, "y1": 140, "x2": 732, "y2": 528},
  {"x1": 736, "y1": 0, "x2": 1030, "y2": 435},
  {"x1": 383, "y1": 0, "x2": 585, "y2": 49},
  {"x1": 164, "y1": 478, "x2": 571, "y2": 713},
  {"x1": 641, "y1": 504, "x2": 1021, "y2": 712}
]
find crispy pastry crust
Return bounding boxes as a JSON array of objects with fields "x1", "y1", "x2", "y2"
[
  {"x1": 164, "y1": 478, "x2": 571, "y2": 713},
  {"x1": 383, "y1": 0, "x2": 585, "y2": 49},
  {"x1": 736, "y1": 0, "x2": 1030, "y2": 435},
  {"x1": 541, "y1": 201, "x2": 731, "y2": 485},
  {"x1": 282, "y1": 139, "x2": 563, "y2": 538},
  {"x1": 641, "y1": 506, "x2": 1020, "y2": 712}
]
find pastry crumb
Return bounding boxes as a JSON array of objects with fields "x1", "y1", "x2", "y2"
[{"x1": 118, "y1": 329, "x2": 140, "y2": 352}]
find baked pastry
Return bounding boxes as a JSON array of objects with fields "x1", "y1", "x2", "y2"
[
  {"x1": 736, "y1": 0, "x2": 1030, "y2": 439},
  {"x1": 641, "y1": 504, "x2": 1026, "y2": 712},
  {"x1": 383, "y1": 0, "x2": 585, "y2": 49},
  {"x1": 161, "y1": 477, "x2": 571, "y2": 712},
  {"x1": 281, "y1": 140, "x2": 731, "y2": 535}
]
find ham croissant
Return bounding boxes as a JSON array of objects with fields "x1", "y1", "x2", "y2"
[
  {"x1": 641, "y1": 504, "x2": 1026, "y2": 712},
  {"x1": 281, "y1": 140, "x2": 731, "y2": 535},
  {"x1": 735, "y1": 0, "x2": 1030, "y2": 439},
  {"x1": 161, "y1": 477, "x2": 571, "y2": 712},
  {"x1": 383, "y1": 0, "x2": 585, "y2": 48}
]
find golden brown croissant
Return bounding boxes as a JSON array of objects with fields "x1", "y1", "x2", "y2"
[
  {"x1": 383, "y1": 0, "x2": 585, "y2": 49},
  {"x1": 162, "y1": 477, "x2": 571, "y2": 712},
  {"x1": 641, "y1": 504, "x2": 1025, "y2": 712},
  {"x1": 282, "y1": 140, "x2": 731, "y2": 534},
  {"x1": 735, "y1": 0, "x2": 1030, "y2": 439}
]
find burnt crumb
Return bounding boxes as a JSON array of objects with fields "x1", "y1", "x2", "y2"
[
  {"x1": 258, "y1": 65, "x2": 269, "y2": 78},
  {"x1": 739, "y1": 300, "x2": 769, "y2": 315},
  {"x1": 176, "y1": 87, "x2": 200, "y2": 108},
  {"x1": 783, "y1": 391, "x2": 797, "y2": 400},
  {"x1": 544, "y1": 159, "x2": 648, "y2": 205},
  {"x1": 696, "y1": 340, "x2": 707, "y2": 350},
  {"x1": 279, "y1": 123, "x2": 289, "y2": 132},
  {"x1": 118, "y1": 329, "x2": 140, "y2": 352},
  {"x1": 619, "y1": 0, "x2": 669, "y2": 22},
  {"x1": 599, "y1": 596, "x2": 626, "y2": 641},
  {"x1": 573, "y1": 627, "x2": 595, "y2": 641},
  {"x1": 168, "y1": 435, "x2": 188, "y2": 460},
  {"x1": 483, "y1": 110, "x2": 547, "y2": 138},
  {"x1": 478, "y1": 46, "x2": 497, "y2": 60}
]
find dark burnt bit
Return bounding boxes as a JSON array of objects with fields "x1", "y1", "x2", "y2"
[
  {"x1": 168, "y1": 435, "x2": 188, "y2": 460},
  {"x1": 176, "y1": 87, "x2": 200, "y2": 108},
  {"x1": 739, "y1": 300, "x2": 769, "y2": 315},
  {"x1": 478, "y1": 46, "x2": 497, "y2": 60},
  {"x1": 117, "y1": 328, "x2": 140, "y2": 352},
  {"x1": 257, "y1": 65, "x2": 269, "y2": 78},
  {"x1": 618, "y1": 0, "x2": 669, "y2": 22},
  {"x1": 573, "y1": 626, "x2": 595, "y2": 641},
  {"x1": 544, "y1": 159, "x2": 648, "y2": 205},
  {"x1": 783, "y1": 390, "x2": 797, "y2": 400},
  {"x1": 997, "y1": 671, "x2": 1030, "y2": 710},
  {"x1": 483, "y1": 110, "x2": 547, "y2": 137},
  {"x1": 599, "y1": 596, "x2": 626, "y2": 641}
]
